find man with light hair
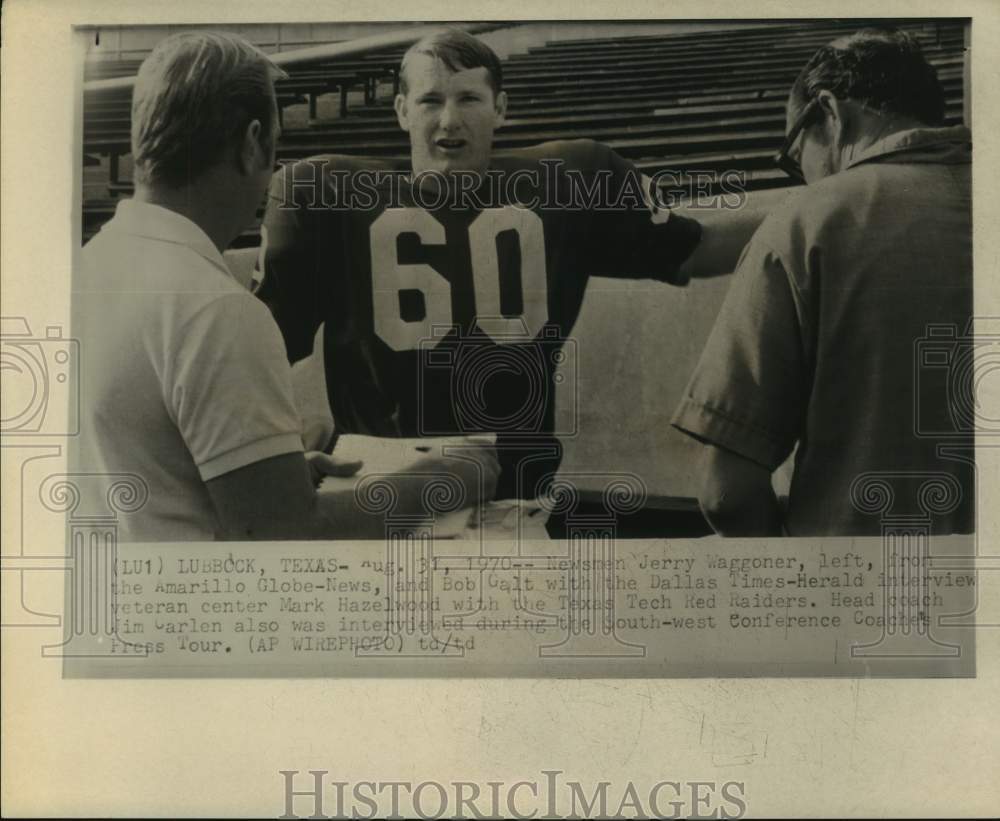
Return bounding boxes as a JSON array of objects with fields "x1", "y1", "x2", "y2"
[{"x1": 76, "y1": 31, "x2": 498, "y2": 540}]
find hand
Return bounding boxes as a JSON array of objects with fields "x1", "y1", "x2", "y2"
[
  {"x1": 305, "y1": 451, "x2": 364, "y2": 488},
  {"x1": 404, "y1": 439, "x2": 501, "y2": 508},
  {"x1": 453, "y1": 438, "x2": 501, "y2": 505}
]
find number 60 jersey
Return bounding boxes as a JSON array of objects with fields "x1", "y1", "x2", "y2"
[{"x1": 256, "y1": 139, "x2": 703, "y2": 499}]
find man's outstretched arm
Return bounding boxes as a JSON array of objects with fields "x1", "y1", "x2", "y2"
[
  {"x1": 206, "y1": 445, "x2": 500, "y2": 540},
  {"x1": 676, "y1": 188, "x2": 791, "y2": 279},
  {"x1": 697, "y1": 444, "x2": 784, "y2": 537}
]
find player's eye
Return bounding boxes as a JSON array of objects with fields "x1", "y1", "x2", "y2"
[{"x1": 418, "y1": 95, "x2": 442, "y2": 106}]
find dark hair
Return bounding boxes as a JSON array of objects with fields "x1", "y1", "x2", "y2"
[
  {"x1": 399, "y1": 29, "x2": 503, "y2": 97},
  {"x1": 132, "y1": 32, "x2": 287, "y2": 187},
  {"x1": 790, "y1": 28, "x2": 946, "y2": 126}
]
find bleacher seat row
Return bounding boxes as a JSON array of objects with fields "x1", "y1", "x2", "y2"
[{"x1": 82, "y1": 19, "x2": 967, "y2": 245}]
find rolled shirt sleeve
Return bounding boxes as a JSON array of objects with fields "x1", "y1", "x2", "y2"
[
  {"x1": 166, "y1": 292, "x2": 305, "y2": 481},
  {"x1": 671, "y1": 238, "x2": 808, "y2": 470}
]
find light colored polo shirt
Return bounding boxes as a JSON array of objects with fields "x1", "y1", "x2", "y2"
[
  {"x1": 672, "y1": 126, "x2": 974, "y2": 535},
  {"x1": 74, "y1": 199, "x2": 304, "y2": 541}
]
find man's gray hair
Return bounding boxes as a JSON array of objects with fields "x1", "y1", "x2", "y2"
[{"x1": 131, "y1": 31, "x2": 287, "y2": 188}]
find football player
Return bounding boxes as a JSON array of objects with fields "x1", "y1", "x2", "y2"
[{"x1": 257, "y1": 29, "x2": 768, "y2": 501}]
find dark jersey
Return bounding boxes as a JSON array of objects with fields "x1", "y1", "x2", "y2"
[{"x1": 257, "y1": 139, "x2": 702, "y2": 498}]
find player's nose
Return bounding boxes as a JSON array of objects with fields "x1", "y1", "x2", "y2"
[{"x1": 438, "y1": 99, "x2": 461, "y2": 130}]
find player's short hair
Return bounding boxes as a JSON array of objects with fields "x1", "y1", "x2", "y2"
[
  {"x1": 790, "y1": 28, "x2": 946, "y2": 126},
  {"x1": 399, "y1": 29, "x2": 503, "y2": 97},
  {"x1": 132, "y1": 31, "x2": 287, "y2": 188}
]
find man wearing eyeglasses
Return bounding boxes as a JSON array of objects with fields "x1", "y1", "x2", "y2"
[{"x1": 671, "y1": 27, "x2": 974, "y2": 536}]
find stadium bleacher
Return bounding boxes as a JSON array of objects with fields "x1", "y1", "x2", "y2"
[{"x1": 81, "y1": 19, "x2": 967, "y2": 246}]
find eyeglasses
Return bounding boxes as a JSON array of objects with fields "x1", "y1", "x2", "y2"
[{"x1": 774, "y1": 99, "x2": 821, "y2": 184}]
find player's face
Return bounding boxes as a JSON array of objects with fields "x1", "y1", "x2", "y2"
[{"x1": 395, "y1": 55, "x2": 507, "y2": 178}]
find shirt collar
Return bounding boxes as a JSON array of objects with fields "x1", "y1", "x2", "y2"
[
  {"x1": 846, "y1": 125, "x2": 971, "y2": 170},
  {"x1": 104, "y1": 199, "x2": 234, "y2": 279}
]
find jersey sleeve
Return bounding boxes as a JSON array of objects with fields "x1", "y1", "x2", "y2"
[
  {"x1": 166, "y1": 292, "x2": 304, "y2": 481},
  {"x1": 670, "y1": 234, "x2": 808, "y2": 470},
  {"x1": 255, "y1": 161, "x2": 332, "y2": 364},
  {"x1": 581, "y1": 142, "x2": 703, "y2": 284}
]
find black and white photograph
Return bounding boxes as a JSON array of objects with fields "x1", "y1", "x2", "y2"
[
  {"x1": 2, "y1": 0, "x2": 998, "y2": 817},
  {"x1": 72, "y1": 17, "x2": 975, "y2": 543}
]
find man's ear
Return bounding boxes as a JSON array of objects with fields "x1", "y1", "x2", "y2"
[
  {"x1": 394, "y1": 93, "x2": 410, "y2": 132},
  {"x1": 239, "y1": 119, "x2": 264, "y2": 175},
  {"x1": 493, "y1": 90, "x2": 508, "y2": 128},
  {"x1": 815, "y1": 89, "x2": 847, "y2": 144}
]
